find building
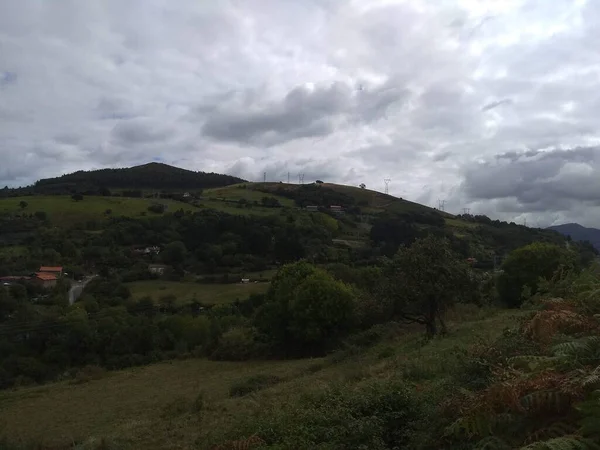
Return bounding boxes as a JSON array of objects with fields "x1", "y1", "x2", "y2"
[
  {"x1": 39, "y1": 266, "x2": 63, "y2": 277},
  {"x1": 240, "y1": 278, "x2": 250, "y2": 284},
  {"x1": 34, "y1": 272, "x2": 57, "y2": 288},
  {"x1": 329, "y1": 205, "x2": 344, "y2": 215},
  {"x1": 306, "y1": 205, "x2": 319, "y2": 212},
  {"x1": 148, "y1": 264, "x2": 167, "y2": 275}
]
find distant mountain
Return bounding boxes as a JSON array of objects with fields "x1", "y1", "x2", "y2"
[
  {"x1": 547, "y1": 223, "x2": 600, "y2": 250},
  {"x1": 28, "y1": 162, "x2": 245, "y2": 194}
]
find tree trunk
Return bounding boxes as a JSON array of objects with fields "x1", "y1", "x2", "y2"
[
  {"x1": 425, "y1": 319, "x2": 437, "y2": 337},
  {"x1": 438, "y1": 315, "x2": 448, "y2": 335}
]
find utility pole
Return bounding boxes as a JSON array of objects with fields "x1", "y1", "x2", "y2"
[
  {"x1": 287, "y1": 172, "x2": 290, "y2": 184},
  {"x1": 263, "y1": 172, "x2": 266, "y2": 183},
  {"x1": 383, "y1": 178, "x2": 391, "y2": 195},
  {"x1": 438, "y1": 199, "x2": 446, "y2": 212},
  {"x1": 462, "y1": 207, "x2": 471, "y2": 215},
  {"x1": 298, "y1": 173, "x2": 305, "y2": 184}
]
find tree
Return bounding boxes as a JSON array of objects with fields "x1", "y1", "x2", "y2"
[
  {"x1": 71, "y1": 194, "x2": 83, "y2": 202},
  {"x1": 315, "y1": 180, "x2": 324, "y2": 184},
  {"x1": 161, "y1": 241, "x2": 187, "y2": 265},
  {"x1": 18, "y1": 201, "x2": 28, "y2": 210},
  {"x1": 254, "y1": 261, "x2": 357, "y2": 354},
  {"x1": 497, "y1": 242, "x2": 576, "y2": 308},
  {"x1": 359, "y1": 183, "x2": 366, "y2": 189},
  {"x1": 370, "y1": 215, "x2": 421, "y2": 256},
  {"x1": 380, "y1": 235, "x2": 473, "y2": 337}
]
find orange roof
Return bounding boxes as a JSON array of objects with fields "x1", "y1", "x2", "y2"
[
  {"x1": 35, "y1": 272, "x2": 57, "y2": 281},
  {"x1": 39, "y1": 266, "x2": 62, "y2": 272}
]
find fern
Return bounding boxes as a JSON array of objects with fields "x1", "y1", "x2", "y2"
[
  {"x1": 474, "y1": 436, "x2": 512, "y2": 449},
  {"x1": 509, "y1": 355, "x2": 561, "y2": 372},
  {"x1": 553, "y1": 337, "x2": 600, "y2": 365},
  {"x1": 520, "y1": 391, "x2": 572, "y2": 414},
  {"x1": 575, "y1": 390, "x2": 600, "y2": 438},
  {"x1": 445, "y1": 415, "x2": 493, "y2": 439},
  {"x1": 519, "y1": 436, "x2": 600, "y2": 450},
  {"x1": 582, "y1": 366, "x2": 600, "y2": 389},
  {"x1": 524, "y1": 422, "x2": 579, "y2": 444}
]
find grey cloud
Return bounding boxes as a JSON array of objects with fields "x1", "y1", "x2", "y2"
[
  {"x1": 111, "y1": 119, "x2": 175, "y2": 145},
  {"x1": 201, "y1": 82, "x2": 353, "y2": 146},
  {"x1": 0, "y1": 72, "x2": 17, "y2": 87},
  {"x1": 460, "y1": 147, "x2": 600, "y2": 221},
  {"x1": 482, "y1": 99, "x2": 512, "y2": 112}
]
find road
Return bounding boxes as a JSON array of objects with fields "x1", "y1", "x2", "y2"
[{"x1": 68, "y1": 275, "x2": 96, "y2": 305}]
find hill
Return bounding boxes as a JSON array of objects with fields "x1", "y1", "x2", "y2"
[
  {"x1": 2, "y1": 162, "x2": 245, "y2": 196},
  {"x1": 547, "y1": 222, "x2": 600, "y2": 250}
]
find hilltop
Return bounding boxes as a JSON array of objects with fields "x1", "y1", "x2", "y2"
[
  {"x1": 2, "y1": 162, "x2": 245, "y2": 196},
  {"x1": 548, "y1": 222, "x2": 600, "y2": 251}
]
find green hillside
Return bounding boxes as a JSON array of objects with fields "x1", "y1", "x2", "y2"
[
  {"x1": 0, "y1": 195, "x2": 196, "y2": 226},
  {"x1": 2, "y1": 166, "x2": 599, "y2": 450}
]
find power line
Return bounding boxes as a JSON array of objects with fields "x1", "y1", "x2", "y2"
[
  {"x1": 383, "y1": 178, "x2": 391, "y2": 195},
  {"x1": 437, "y1": 199, "x2": 446, "y2": 211},
  {"x1": 298, "y1": 173, "x2": 305, "y2": 184},
  {"x1": 462, "y1": 207, "x2": 471, "y2": 215}
]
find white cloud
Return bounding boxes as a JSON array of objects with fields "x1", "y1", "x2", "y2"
[{"x1": 1, "y1": 0, "x2": 600, "y2": 225}]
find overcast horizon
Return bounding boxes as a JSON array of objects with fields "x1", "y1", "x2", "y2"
[{"x1": 2, "y1": 0, "x2": 600, "y2": 227}]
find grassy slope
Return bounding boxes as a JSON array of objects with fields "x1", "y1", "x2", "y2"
[
  {"x1": 0, "y1": 196, "x2": 196, "y2": 226},
  {"x1": 0, "y1": 308, "x2": 523, "y2": 449},
  {"x1": 126, "y1": 280, "x2": 269, "y2": 305}
]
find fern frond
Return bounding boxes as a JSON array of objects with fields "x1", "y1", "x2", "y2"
[
  {"x1": 553, "y1": 337, "x2": 600, "y2": 365},
  {"x1": 444, "y1": 415, "x2": 493, "y2": 439},
  {"x1": 474, "y1": 436, "x2": 512, "y2": 449},
  {"x1": 582, "y1": 366, "x2": 600, "y2": 388},
  {"x1": 509, "y1": 355, "x2": 561, "y2": 372},
  {"x1": 519, "y1": 436, "x2": 600, "y2": 450},
  {"x1": 524, "y1": 422, "x2": 578, "y2": 444},
  {"x1": 520, "y1": 391, "x2": 572, "y2": 414},
  {"x1": 575, "y1": 390, "x2": 600, "y2": 438}
]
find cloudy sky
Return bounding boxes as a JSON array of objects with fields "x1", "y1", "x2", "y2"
[{"x1": 2, "y1": 0, "x2": 600, "y2": 227}]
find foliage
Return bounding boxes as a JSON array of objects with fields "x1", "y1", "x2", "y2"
[
  {"x1": 255, "y1": 261, "x2": 357, "y2": 355},
  {"x1": 497, "y1": 242, "x2": 577, "y2": 308},
  {"x1": 252, "y1": 379, "x2": 423, "y2": 450},
  {"x1": 31, "y1": 162, "x2": 245, "y2": 194},
  {"x1": 443, "y1": 269, "x2": 600, "y2": 450},
  {"x1": 380, "y1": 235, "x2": 475, "y2": 336}
]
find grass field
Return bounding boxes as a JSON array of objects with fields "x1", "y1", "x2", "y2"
[
  {"x1": 204, "y1": 185, "x2": 294, "y2": 207},
  {"x1": 0, "y1": 307, "x2": 522, "y2": 449},
  {"x1": 0, "y1": 196, "x2": 196, "y2": 226},
  {"x1": 125, "y1": 280, "x2": 269, "y2": 304}
]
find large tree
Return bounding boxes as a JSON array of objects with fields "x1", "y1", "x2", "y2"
[
  {"x1": 254, "y1": 261, "x2": 357, "y2": 355},
  {"x1": 497, "y1": 242, "x2": 576, "y2": 308},
  {"x1": 380, "y1": 235, "x2": 473, "y2": 336}
]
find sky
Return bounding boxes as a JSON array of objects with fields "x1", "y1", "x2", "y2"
[{"x1": 1, "y1": 0, "x2": 600, "y2": 227}]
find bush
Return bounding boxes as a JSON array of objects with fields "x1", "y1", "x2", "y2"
[
  {"x1": 254, "y1": 379, "x2": 423, "y2": 450},
  {"x1": 210, "y1": 326, "x2": 265, "y2": 361},
  {"x1": 71, "y1": 365, "x2": 106, "y2": 385},
  {"x1": 229, "y1": 374, "x2": 282, "y2": 397}
]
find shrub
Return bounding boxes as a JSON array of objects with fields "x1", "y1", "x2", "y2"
[
  {"x1": 229, "y1": 374, "x2": 282, "y2": 397},
  {"x1": 254, "y1": 379, "x2": 423, "y2": 450},
  {"x1": 210, "y1": 326, "x2": 265, "y2": 361}
]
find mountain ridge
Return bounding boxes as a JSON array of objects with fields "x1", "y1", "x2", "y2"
[
  {"x1": 1, "y1": 162, "x2": 246, "y2": 196},
  {"x1": 547, "y1": 222, "x2": 600, "y2": 250}
]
